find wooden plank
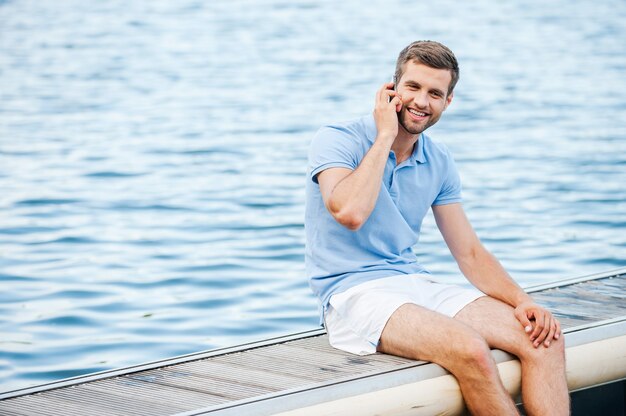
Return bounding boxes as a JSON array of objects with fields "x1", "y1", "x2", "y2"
[
  {"x1": 0, "y1": 393, "x2": 130, "y2": 416},
  {"x1": 172, "y1": 359, "x2": 314, "y2": 391},
  {"x1": 249, "y1": 343, "x2": 419, "y2": 375},
  {"x1": 82, "y1": 376, "x2": 226, "y2": 408},
  {"x1": 530, "y1": 278, "x2": 626, "y2": 326},
  {"x1": 552, "y1": 294, "x2": 625, "y2": 317},
  {"x1": 550, "y1": 316, "x2": 590, "y2": 329},
  {"x1": 43, "y1": 386, "x2": 182, "y2": 416},
  {"x1": 212, "y1": 351, "x2": 344, "y2": 382},
  {"x1": 0, "y1": 397, "x2": 62, "y2": 416},
  {"x1": 126, "y1": 368, "x2": 275, "y2": 400},
  {"x1": 0, "y1": 404, "x2": 35, "y2": 416},
  {"x1": 284, "y1": 336, "x2": 415, "y2": 365}
]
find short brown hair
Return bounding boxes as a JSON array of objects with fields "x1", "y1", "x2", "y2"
[{"x1": 394, "y1": 40, "x2": 459, "y2": 96}]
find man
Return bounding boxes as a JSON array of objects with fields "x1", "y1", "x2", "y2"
[{"x1": 305, "y1": 41, "x2": 569, "y2": 415}]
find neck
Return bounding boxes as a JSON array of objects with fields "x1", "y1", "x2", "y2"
[{"x1": 391, "y1": 127, "x2": 419, "y2": 164}]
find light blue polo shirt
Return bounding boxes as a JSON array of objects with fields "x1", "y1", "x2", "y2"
[{"x1": 305, "y1": 114, "x2": 462, "y2": 323}]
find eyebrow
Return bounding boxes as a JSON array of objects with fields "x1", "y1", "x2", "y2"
[{"x1": 404, "y1": 80, "x2": 445, "y2": 97}]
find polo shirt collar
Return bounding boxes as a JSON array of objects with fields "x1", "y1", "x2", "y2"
[{"x1": 412, "y1": 134, "x2": 427, "y2": 164}]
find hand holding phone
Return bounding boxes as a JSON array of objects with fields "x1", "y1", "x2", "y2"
[
  {"x1": 387, "y1": 76, "x2": 402, "y2": 113},
  {"x1": 374, "y1": 81, "x2": 400, "y2": 142}
]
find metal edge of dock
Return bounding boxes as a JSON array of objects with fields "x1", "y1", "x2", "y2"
[
  {"x1": 0, "y1": 328, "x2": 324, "y2": 400},
  {"x1": 523, "y1": 266, "x2": 626, "y2": 292},
  {"x1": 1, "y1": 266, "x2": 625, "y2": 413},
  {"x1": 163, "y1": 317, "x2": 626, "y2": 416}
]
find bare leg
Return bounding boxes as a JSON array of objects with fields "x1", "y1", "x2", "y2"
[
  {"x1": 454, "y1": 296, "x2": 569, "y2": 416},
  {"x1": 377, "y1": 303, "x2": 518, "y2": 415}
]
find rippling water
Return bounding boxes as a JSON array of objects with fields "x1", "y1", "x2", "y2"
[{"x1": 1, "y1": 0, "x2": 625, "y2": 392}]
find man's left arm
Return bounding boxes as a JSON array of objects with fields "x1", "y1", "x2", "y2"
[{"x1": 432, "y1": 203, "x2": 561, "y2": 348}]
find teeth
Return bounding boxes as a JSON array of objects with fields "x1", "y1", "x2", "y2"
[{"x1": 408, "y1": 109, "x2": 426, "y2": 116}]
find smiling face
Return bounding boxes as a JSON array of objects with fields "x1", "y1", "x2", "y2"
[{"x1": 396, "y1": 60, "x2": 454, "y2": 136}]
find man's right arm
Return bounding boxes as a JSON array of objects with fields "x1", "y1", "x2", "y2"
[{"x1": 317, "y1": 83, "x2": 401, "y2": 231}]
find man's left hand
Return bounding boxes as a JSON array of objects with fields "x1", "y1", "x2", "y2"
[{"x1": 514, "y1": 301, "x2": 561, "y2": 348}]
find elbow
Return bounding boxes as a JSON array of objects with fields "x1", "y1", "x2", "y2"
[
  {"x1": 328, "y1": 201, "x2": 366, "y2": 231},
  {"x1": 336, "y1": 212, "x2": 366, "y2": 231}
]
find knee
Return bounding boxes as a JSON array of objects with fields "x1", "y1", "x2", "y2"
[
  {"x1": 456, "y1": 336, "x2": 495, "y2": 374},
  {"x1": 551, "y1": 335, "x2": 566, "y2": 356},
  {"x1": 519, "y1": 334, "x2": 566, "y2": 366}
]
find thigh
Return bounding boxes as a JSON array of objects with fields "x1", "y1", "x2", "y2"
[
  {"x1": 453, "y1": 296, "x2": 532, "y2": 356},
  {"x1": 377, "y1": 302, "x2": 484, "y2": 364}
]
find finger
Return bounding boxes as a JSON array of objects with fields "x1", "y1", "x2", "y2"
[
  {"x1": 377, "y1": 89, "x2": 390, "y2": 105},
  {"x1": 395, "y1": 98, "x2": 403, "y2": 112},
  {"x1": 535, "y1": 314, "x2": 551, "y2": 347},
  {"x1": 544, "y1": 315, "x2": 557, "y2": 347},
  {"x1": 554, "y1": 318, "x2": 561, "y2": 340},
  {"x1": 378, "y1": 82, "x2": 395, "y2": 96},
  {"x1": 530, "y1": 311, "x2": 545, "y2": 342},
  {"x1": 383, "y1": 91, "x2": 403, "y2": 109},
  {"x1": 514, "y1": 308, "x2": 533, "y2": 334},
  {"x1": 376, "y1": 85, "x2": 384, "y2": 103},
  {"x1": 388, "y1": 96, "x2": 403, "y2": 112},
  {"x1": 385, "y1": 89, "x2": 400, "y2": 99},
  {"x1": 376, "y1": 83, "x2": 393, "y2": 101},
  {"x1": 389, "y1": 94, "x2": 402, "y2": 106}
]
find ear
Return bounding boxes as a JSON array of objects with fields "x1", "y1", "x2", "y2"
[{"x1": 443, "y1": 92, "x2": 454, "y2": 111}]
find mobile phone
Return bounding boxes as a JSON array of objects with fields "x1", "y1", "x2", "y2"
[{"x1": 388, "y1": 76, "x2": 395, "y2": 103}]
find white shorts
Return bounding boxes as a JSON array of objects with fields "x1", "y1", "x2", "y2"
[{"x1": 324, "y1": 274, "x2": 486, "y2": 355}]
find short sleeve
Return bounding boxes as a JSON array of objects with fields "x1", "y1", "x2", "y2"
[
  {"x1": 308, "y1": 126, "x2": 360, "y2": 183},
  {"x1": 432, "y1": 147, "x2": 462, "y2": 205}
]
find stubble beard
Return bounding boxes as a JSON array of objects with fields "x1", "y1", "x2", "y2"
[{"x1": 397, "y1": 107, "x2": 439, "y2": 136}]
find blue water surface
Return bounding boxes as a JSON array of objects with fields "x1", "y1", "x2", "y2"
[{"x1": 1, "y1": 0, "x2": 625, "y2": 392}]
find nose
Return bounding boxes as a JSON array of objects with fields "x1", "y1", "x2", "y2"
[{"x1": 413, "y1": 91, "x2": 429, "y2": 109}]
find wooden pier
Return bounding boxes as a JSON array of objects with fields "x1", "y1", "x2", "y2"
[{"x1": 1, "y1": 268, "x2": 625, "y2": 415}]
